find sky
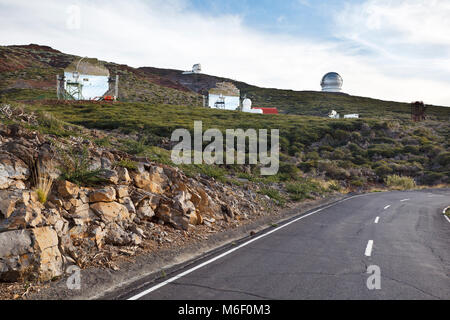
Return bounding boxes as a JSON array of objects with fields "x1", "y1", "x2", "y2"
[{"x1": 0, "y1": 0, "x2": 449, "y2": 106}]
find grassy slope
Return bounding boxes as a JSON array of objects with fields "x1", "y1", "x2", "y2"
[{"x1": 21, "y1": 101, "x2": 450, "y2": 188}]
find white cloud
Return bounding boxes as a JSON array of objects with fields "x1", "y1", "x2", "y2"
[
  {"x1": 0, "y1": 0, "x2": 449, "y2": 106},
  {"x1": 336, "y1": 0, "x2": 450, "y2": 48}
]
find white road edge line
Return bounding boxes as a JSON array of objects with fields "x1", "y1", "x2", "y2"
[
  {"x1": 365, "y1": 240, "x2": 374, "y2": 257},
  {"x1": 127, "y1": 194, "x2": 365, "y2": 300},
  {"x1": 384, "y1": 205, "x2": 391, "y2": 210},
  {"x1": 374, "y1": 217, "x2": 380, "y2": 224}
]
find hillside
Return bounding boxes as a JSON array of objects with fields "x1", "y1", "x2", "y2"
[
  {"x1": 1, "y1": 44, "x2": 449, "y2": 121},
  {"x1": 0, "y1": 44, "x2": 201, "y2": 106},
  {"x1": 0, "y1": 44, "x2": 448, "y2": 190},
  {"x1": 138, "y1": 67, "x2": 450, "y2": 120}
]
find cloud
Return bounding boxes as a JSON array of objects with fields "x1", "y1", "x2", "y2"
[
  {"x1": 0, "y1": 0, "x2": 449, "y2": 106},
  {"x1": 334, "y1": 0, "x2": 450, "y2": 83},
  {"x1": 336, "y1": 0, "x2": 450, "y2": 49}
]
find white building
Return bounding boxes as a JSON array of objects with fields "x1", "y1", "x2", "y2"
[
  {"x1": 182, "y1": 64, "x2": 202, "y2": 75},
  {"x1": 328, "y1": 110, "x2": 340, "y2": 119},
  {"x1": 208, "y1": 82, "x2": 241, "y2": 111},
  {"x1": 242, "y1": 98, "x2": 263, "y2": 114}
]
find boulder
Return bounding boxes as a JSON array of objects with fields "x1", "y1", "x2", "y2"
[
  {"x1": 133, "y1": 166, "x2": 169, "y2": 194},
  {"x1": 90, "y1": 202, "x2": 130, "y2": 223},
  {"x1": 156, "y1": 204, "x2": 189, "y2": 230},
  {"x1": 56, "y1": 180, "x2": 79, "y2": 198},
  {"x1": 0, "y1": 227, "x2": 63, "y2": 282},
  {"x1": 190, "y1": 188, "x2": 219, "y2": 216},
  {"x1": 0, "y1": 229, "x2": 34, "y2": 282},
  {"x1": 31, "y1": 227, "x2": 64, "y2": 281},
  {"x1": 117, "y1": 167, "x2": 131, "y2": 184},
  {"x1": 99, "y1": 169, "x2": 119, "y2": 185},
  {"x1": 136, "y1": 200, "x2": 155, "y2": 220},
  {"x1": 115, "y1": 185, "x2": 129, "y2": 199},
  {"x1": 121, "y1": 197, "x2": 136, "y2": 215},
  {"x1": 105, "y1": 223, "x2": 132, "y2": 246},
  {"x1": 69, "y1": 203, "x2": 97, "y2": 224},
  {"x1": 189, "y1": 211, "x2": 203, "y2": 226},
  {"x1": 90, "y1": 226, "x2": 106, "y2": 249},
  {"x1": 0, "y1": 202, "x2": 44, "y2": 232},
  {"x1": 0, "y1": 189, "x2": 25, "y2": 219},
  {"x1": 173, "y1": 191, "x2": 196, "y2": 215},
  {"x1": 0, "y1": 152, "x2": 29, "y2": 190},
  {"x1": 89, "y1": 187, "x2": 116, "y2": 203},
  {"x1": 130, "y1": 189, "x2": 162, "y2": 209}
]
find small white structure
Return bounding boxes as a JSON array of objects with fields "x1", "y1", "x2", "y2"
[
  {"x1": 243, "y1": 98, "x2": 252, "y2": 109},
  {"x1": 242, "y1": 98, "x2": 263, "y2": 114},
  {"x1": 328, "y1": 110, "x2": 340, "y2": 119},
  {"x1": 321, "y1": 72, "x2": 343, "y2": 93},
  {"x1": 182, "y1": 64, "x2": 202, "y2": 75},
  {"x1": 344, "y1": 114, "x2": 360, "y2": 119}
]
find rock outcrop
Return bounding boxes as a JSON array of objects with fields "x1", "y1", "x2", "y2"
[{"x1": 0, "y1": 123, "x2": 266, "y2": 282}]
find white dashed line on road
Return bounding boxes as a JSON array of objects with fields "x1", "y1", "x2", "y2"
[
  {"x1": 400, "y1": 199, "x2": 410, "y2": 202},
  {"x1": 384, "y1": 205, "x2": 391, "y2": 210},
  {"x1": 374, "y1": 217, "x2": 380, "y2": 224},
  {"x1": 365, "y1": 240, "x2": 374, "y2": 257}
]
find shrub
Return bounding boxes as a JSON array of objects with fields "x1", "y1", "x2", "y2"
[
  {"x1": 94, "y1": 137, "x2": 111, "y2": 148},
  {"x1": 298, "y1": 160, "x2": 317, "y2": 172},
  {"x1": 259, "y1": 187, "x2": 285, "y2": 206},
  {"x1": 318, "y1": 161, "x2": 350, "y2": 180},
  {"x1": 374, "y1": 164, "x2": 394, "y2": 178},
  {"x1": 116, "y1": 159, "x2": 138, "y2": 170},
  {"x1": 286, "y1": 179, "x2": 324, "y2": 201},
  {"x1": 350, "y1": 177, "x2": 366, "y2": 188},
  {"x1": 279, "y1": 162, "x2": 301, "y2": 179},
  {"x1": 122, "y1": 137, "x2": 147, "y2": 155},
  {"x1": 385, "y1": 175, "x2": 416, "y2": 190},
  {"x1": 58, "y1": 145, "x2": 106, "y2": 186},
  {"x1": 419, "y1": 171, "x2": 447, "y2": 186}
]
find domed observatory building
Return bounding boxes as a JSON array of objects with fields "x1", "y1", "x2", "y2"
[{"x1": 321, "y1": 72, "x2": 343, "y2": 93}]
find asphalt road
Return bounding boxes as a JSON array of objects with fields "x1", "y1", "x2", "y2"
[{"x1": 124, "y1": 190, "x2": 450, "y2": 300}]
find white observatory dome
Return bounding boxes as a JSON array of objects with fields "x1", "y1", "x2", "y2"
[
  {"x1": 242, "y1": 98, "x2": 252, "y2": 110},
  {"x1": 321, "y1": 72, "x2": 343, "y2": 92}
]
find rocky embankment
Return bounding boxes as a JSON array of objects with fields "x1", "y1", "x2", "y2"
[{"x1": 0, "y1": 123, "x2": 269, "y2": 287}]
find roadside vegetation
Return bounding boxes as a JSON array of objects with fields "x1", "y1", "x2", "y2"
[
  {"x1": 1, "y1": 99, "x2": 447, "y2": 202},
  {"x1": 0, "y1": 44, "x2": 448, "y2": 201}
]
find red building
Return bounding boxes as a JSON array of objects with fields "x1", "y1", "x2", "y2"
[{"x1": 252, "y1": 107, "x2": 278, "y2": 115}]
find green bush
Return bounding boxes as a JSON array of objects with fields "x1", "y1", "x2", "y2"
[
  {"x1": 286, "y1": 180, "x2": 324, "y2": 202},
  {"x1": 58, "y1": 146, "x2": 107, "y2": 186},
  {"x1": 259, "y1": 187, "x2": 285, "y2": 205},
  {"x1": 122, "y1": 137, "x2": 147, "y2": 155},
  {"x1": 375, "y1": 165, "x2": 394, "y2": 178},
  {"x1": 318, "y1": 161, "x2": 350, "y2": 180},
  {"x1": 94, "y1": 137, "x2": 111, "y2": 148},
  {"x1": 419, "y1": 171, "x2": 447, "y2": 186},
  {"x1": 116, "y1": 159, "x2": 138, "y2": 170},
  {"x1": 279, "y1": 162, "x2": 301, "y2": 179}
]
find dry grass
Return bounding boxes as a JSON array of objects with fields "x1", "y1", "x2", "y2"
[
  {"x1": 32, "y1": 161, "x2": 54, "y2": 204},
  {"x1": 385, "y1": 175, "x2": 416, "y2": 191}
]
